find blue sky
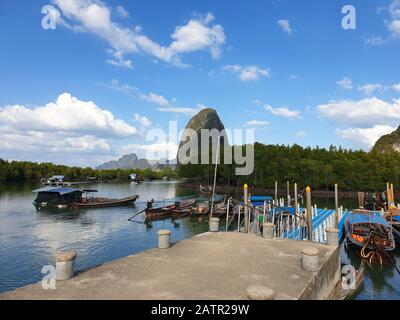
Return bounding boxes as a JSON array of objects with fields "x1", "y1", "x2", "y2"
[{"x1": 0, "y1": 0, "x2": 400, "y2": 166}]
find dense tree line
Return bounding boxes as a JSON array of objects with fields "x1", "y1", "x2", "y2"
[
  {"x1": 2, "y1": 143, "x2": 400, "y2": 191},
  {"x1": 177, "y1": 143, "x2": 400, "y2": 191},
  {"x1": 0, "y1": 158, "x2": 176, "y2": 182}
]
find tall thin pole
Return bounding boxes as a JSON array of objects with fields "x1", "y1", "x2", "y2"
[
  {"x1": 334, "y1": 183, "x2": 339, "y2": 228},
  {"x1": 287, "y1": 181, "x2": 290, "y2": 207},
  {"x1": 210, "y1": 136, "x2": 220, "y2": 217},
  {"x1": 244, "y1": 184, "x2": 249, "y2": 232},
  {"x1": 294, "y1": 183, "x2": 298, "y2": 216},
  {"x1": 274, "y1": 181, "x2": 278, "y2": 204},
  {"x1": 306, "y1": 186, "x2": 312, "y2": 241}
]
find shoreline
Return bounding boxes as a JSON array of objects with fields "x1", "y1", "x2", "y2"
[{"x1": 181, "y1": 183, "x2": 359, "y2": 198}]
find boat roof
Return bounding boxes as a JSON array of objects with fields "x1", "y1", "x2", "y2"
[
  {"x1": 349, "y1": 213, "x2": 391, "y2": 227},
  {"x1": 49, "y1": 175, "x2": 65, "y2": 179},
  {"x1": 32, "y1": 187, "x2": 82, "y2": 195}
]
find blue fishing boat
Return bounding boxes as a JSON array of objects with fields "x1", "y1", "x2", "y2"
[{"x1": 345, "y1": 211, "x2": 395, "y2": 252}]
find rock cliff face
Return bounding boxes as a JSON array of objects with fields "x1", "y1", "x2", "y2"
[
  {"x1": 177, "y1": 108, "x2": 227, "y2": 165},
  {"x1": 96, "y1": 153, "x2": 153, "y2": 170},
  {"x1": 372, "y1": 126, "x2": 400, "y2": 153}
]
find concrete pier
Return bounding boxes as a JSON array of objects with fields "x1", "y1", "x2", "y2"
[{"x1": 0, "y1": 232, "x2": 340, "y2": 300}]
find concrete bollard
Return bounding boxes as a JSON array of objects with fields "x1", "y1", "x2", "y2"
[
  {"x1": 301, "y1": 247, "x2": 319, "y2": 272},
  {"x1": 209, "y1": 217, "x2": 220, "y2": 232},
  {"x1": 262, "y1": 223, "x2": 274, "y2": 239},
  {"x1": 246, "y1": 285, "x2": 275, "y2": 300},
  {"x1": 55, "y1": 251, "x2": 77, "y2": 280},
  {"x1": 325, "y1": 228, "x2": 339, "y2": 246},
  {"x1": 158, "y1": 230, "x2": 172, "y2": 249}
]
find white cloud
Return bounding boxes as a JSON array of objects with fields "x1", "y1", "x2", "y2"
[
  {"x1": 277, "y1": 19, "x2": 293, "y2": 35},
  {"x1": 392, "y1": 82, "x2": 400, "y2": 92},
  {"x1": 170, "y1": 12, "x2": 225, "y2": 59},
  {"x1": 358, "y1": 83, "x2": 384, "y2": 96},
  {"x1": 106, "y1": 49, "x2": 133, "y2": 69},
  {"x1": 133, "y1": 113, "x2": 151, "y2": 128},
  {"x1": 295, "y1": 130, "x2": 306, "y2": 138},
  {"x1": 105, "y1": 79, "x2": 171, "y2": 107},
  {"x1": 223, "y1": 65, "x2": 270, "y2": 82},
  {"x1": 337, "y1": 125, "x2": 396, "y2": 149},
  {"x1": 264, "y1": 104, "x2": 301, "y2": 119},
  {"x1": 337, "y1": 77, "x2": 353, "y2": 90},
  {"x1": 365, "y1": 0, "x2": 400, "y2": 45},
  {"x1": 157, "y1": 107, "x2": 201, "y2": 116},
  {"x1": 316, "y1": 97, "x2": 400, "y2": 127},
  {"x1": 246, "y1": 120, "x2": 269, "y2": 126},
  {"x1": 139, "y1": 93, "x2": 171, "y2": 107},
  {"x1": 52, "y1": 1, "x2": 225, "y2": 66},
  {"x1": 116, "y1": 5, "x2": 129, "y2": 19},
  {"x1": 0, "y1": 92, "x2": 136, "y2": 138}
]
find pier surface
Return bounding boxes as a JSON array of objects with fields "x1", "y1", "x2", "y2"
[{"x1": 1, "y1": 232, "x2": 340, "y2": 300}]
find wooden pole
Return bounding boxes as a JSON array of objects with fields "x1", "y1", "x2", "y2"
[
  {"x1": 244, "y1": 184, "x2": 249, "y2": 233},
  {"x1": 334, "y1": 183, "x2": 339, "y2": 228},
  {"x1": 225, "y1": 198, "x2": 230, "y2": 232},
  {"x1": 306, "y1": 186, "x2": 312, "y2": 241},
  {"x1": 274, "y1": 181, "x2": 278, "y2": 204},
  {"x1": 287, "y1": 181, "x2": 290, "y2": 206}
]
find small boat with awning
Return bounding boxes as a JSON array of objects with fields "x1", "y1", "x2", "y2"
[
  {"x1": 33, "y1": 187, "x2": 138, "y2": 210},
  {"x1": 345, "y1": 210, "x2": 395, "y2": 252}
]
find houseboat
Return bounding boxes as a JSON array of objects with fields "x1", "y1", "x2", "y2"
[{"x1": 33, "y1": 187, "x2": 138, "y2": 210}]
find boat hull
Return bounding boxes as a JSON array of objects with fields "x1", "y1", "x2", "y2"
[{"x1": 73, "y1": 195, "x2": 139, "y2": 208}]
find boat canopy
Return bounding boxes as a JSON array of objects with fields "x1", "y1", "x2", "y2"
[
  {"x1": 349, "y1": 213, "x2": 391, "y2": 227},
  {"x1": 250, "y1": 196, "x2": 273, "y2": 202},
  {"x1": 32, "y1": 187, "x2": 82, "y2": 195}
]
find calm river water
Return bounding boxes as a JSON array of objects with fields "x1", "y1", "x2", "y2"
[{"x1": 0, "y1": 181, "x2": 399, "y2": 299}]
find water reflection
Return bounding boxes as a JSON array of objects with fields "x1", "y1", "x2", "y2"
[{"x1": 0, "y1": 181, "x2": 399, "y2": 299}]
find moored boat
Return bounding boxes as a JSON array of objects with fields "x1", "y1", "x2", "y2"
[
  {"x1": 345, "y1": 210, "x2": 395, "y2": 252},
  {"x1": 32, "y1": 187, "x2": 138, "y2": 210}
]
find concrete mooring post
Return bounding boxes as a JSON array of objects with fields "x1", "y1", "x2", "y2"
[
  {"x1": 158, "y1": 230, "x2": 172, "y2": 249},
  {"x1": 325, "y1": 228, "x2": 339, "y2": 246},
  {"x1": 262, "y1": 222, "x2": 274, "y2": 239},
  {"x1": 306, "y1": 186, "x2": 312, "y2": 241},
  {"x1": 209, "y1": 217, "x2": 220, "y2": 232},
  {"x1": 301, "y1": 247, "x2": 319, "y2": 272},
  {"x1": 55, "y1": 251, "x2": 77, "y2": 281}
]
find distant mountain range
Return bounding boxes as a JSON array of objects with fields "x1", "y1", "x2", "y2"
[{"x1": 96, "y1": 153, "x2": 176, "y2": 170}]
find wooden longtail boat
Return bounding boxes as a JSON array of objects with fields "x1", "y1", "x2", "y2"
[
  {"x1": 345, "y1": 210, "x2": 395, "y2": 252},
  {"x1": 145, "y1": 199, "x2": 196, "y2": 220},
  {"x1": 33, "y1": 187, "x2": 138, "y2": 209},
  {"x1": 73, "y1": 195, "x2": 139, "y2": 208}
]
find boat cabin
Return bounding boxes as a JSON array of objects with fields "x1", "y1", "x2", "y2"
[{"x1": 33, "y1": 187, "x2": 82, "y2": 208}]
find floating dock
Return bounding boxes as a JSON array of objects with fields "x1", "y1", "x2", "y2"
[{"x1": 0, "y1": 232, "x2": 340, "y2": 300}]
